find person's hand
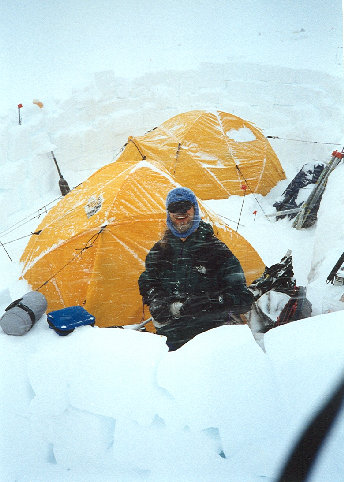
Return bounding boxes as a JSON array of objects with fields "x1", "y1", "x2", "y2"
[
  {"x1": 170, "y1": 301, "x2": 183, "y2": 318},
  {"x1": 180, "y1": 295, "x2": 225, "y2": 316},
  {"x1": 149, "y1": 298, "x2": 171, "y2": 324}
]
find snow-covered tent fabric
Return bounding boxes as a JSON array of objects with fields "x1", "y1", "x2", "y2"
[
  {"x1": 115, "y1": 110, "x2": 285, "y2": 200},
  {"x1": 20, "y1": 162, "x2": 265, "y2": 330}
]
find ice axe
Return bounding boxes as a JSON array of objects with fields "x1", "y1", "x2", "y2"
[{"x1": 51, "y1": 151, "x2": 70, "y2": 196}]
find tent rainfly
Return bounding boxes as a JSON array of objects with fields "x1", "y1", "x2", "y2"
[{"x1": 115, "y1": 109, "x2": 285, "y2": 200}]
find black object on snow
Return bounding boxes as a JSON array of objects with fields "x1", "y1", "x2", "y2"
[
  {"x1": 327, "y1": 251, "x2": 344, "y2": 285},
  {"x1": 276, "y1": 285, "x2": 312, "y2": 327},
  {"x1": 273, "y1": 161, "x2": 325, "y2": 220},
  {"x1": 276, "y1": 373, "x2": 344, "y2": 482},
  {"x1": 51, "y1": 151, "x2": 71, "y2": 196},
  {"x1": 247, "y1": 252, "x2": 312, "y2": 335},
  {"x1": 293, "y1": 150, "x2": 344, "y2": 229},
  {"x1": 249, "y1": 250, "x2": 296, "y2": 299}
]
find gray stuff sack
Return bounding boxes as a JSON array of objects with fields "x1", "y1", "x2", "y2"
[{"x1": 0, "y1": 291, "x2": 47, "y2": 336}]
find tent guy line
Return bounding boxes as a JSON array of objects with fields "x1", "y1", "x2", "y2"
[
  {"x1": 0, "y1": 196, "x2": 63, "y2": 238},
  {"x1": 1, "y1": 189, "x2": 266, "y2": 253},
  {"x1": 1, "y1": 231, "x2": 41, "y2": 247},
  {"x1": 266, "y1": 135, "x2": 342, "y2": 146},
  {"x1": 36, "y1": 225, "x2": 107, "y2": 292},
  {"x1": 234, "y1": 164, "x2": 271, "y2": 223},
  {"x1": 0, "y1": 240, "x2": 12, "y2": 262}
]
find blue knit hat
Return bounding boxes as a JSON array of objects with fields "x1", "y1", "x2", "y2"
[{"x1": 166, "y1": 187, "x2": 200, "y2": 238}]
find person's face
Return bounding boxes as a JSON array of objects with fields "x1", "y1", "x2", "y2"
[{"x1": 169, "y1": 206, "x2": 195, "y2": 233}]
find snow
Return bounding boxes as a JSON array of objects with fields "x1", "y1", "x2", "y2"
[
  {"x1": 1, "y1": 1, "x2": 344, "y2": 480},
  {"x1": 2, "y1": 317, "x2": 344, "y2": 481},
  {"x1": 226, "y1": 127, "x2": 257, "y2": 143}
]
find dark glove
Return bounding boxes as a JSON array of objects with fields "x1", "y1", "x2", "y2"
[
  {"x1": 180, "y1": 294, "x2": 227, "y2": 317},
  {"x1": 149, "y1": 298, "x2": 171, "y2": 325}
]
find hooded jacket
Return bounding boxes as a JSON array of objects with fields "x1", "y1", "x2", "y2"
[{"x1": 138, "y1": 221, "x2": 253, "y2": 348}]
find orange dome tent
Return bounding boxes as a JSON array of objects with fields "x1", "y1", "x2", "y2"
[
  {"x1": 20, "y1": 161, "x2": 265, "y2": 329},
  {"x1": 115, "y1": 110, "x2": 285, "y2": 200}
]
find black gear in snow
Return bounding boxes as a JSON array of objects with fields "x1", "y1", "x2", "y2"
[
  {"x1": 273, "y1": 161, "x2": 325, "y2": 220},
  {"x1": 249, "y1": 251, "x2": 296, "y2": 299}
]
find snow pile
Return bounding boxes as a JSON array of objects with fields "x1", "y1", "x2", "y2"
[
  {"x1": 1, "y1": 315, "x2": 344, "y2": 482},
  {"x1": 307, "y1": 163, "x2": 344, "y2": 314}
]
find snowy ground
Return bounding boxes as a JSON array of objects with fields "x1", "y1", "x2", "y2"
[{"x1": 1, "y1": 1, "x2": 344, "y2": 480}]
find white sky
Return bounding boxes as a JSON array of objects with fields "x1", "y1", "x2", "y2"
[{"x1": 1, "y1": 0, "x2": 343, "y2": 114}]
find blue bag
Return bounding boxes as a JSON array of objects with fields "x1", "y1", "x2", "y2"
[{"x1": 47, "y1": 306, "x2": 95, "y2": 336}]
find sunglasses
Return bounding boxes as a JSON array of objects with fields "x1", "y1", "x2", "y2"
[{"x1": 167, "y1": 200, "x2": 194, "y2": 213}]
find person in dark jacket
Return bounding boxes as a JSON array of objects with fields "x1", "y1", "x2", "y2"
[{"x1": 138, "y1": 187, "x2": 253, "y2": 350}]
